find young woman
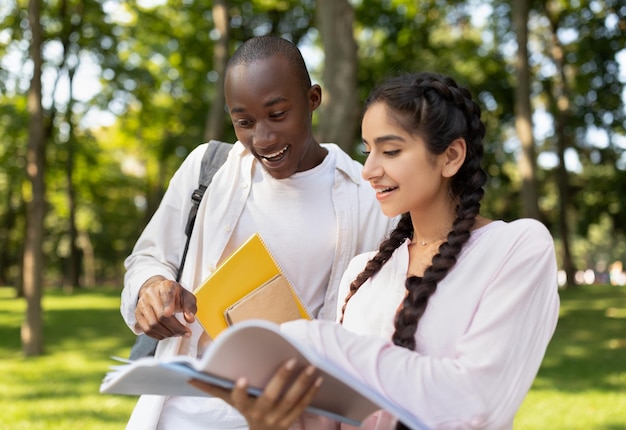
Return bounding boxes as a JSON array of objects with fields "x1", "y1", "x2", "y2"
[{"x1": 191, "y1": 72, "x2": 560, "y2": 430}]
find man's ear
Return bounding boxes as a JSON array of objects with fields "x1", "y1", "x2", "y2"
[
  {"x1": 442, "y1": 138, "x2": 466, "y2": 178},
  {"x1": 308, "y1": 84, "x2": 322, "y2": 111}
]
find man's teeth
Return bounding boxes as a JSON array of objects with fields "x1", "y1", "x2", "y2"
[{"x1": 261, "y1": 146, "x2": 288, "y2": 160}]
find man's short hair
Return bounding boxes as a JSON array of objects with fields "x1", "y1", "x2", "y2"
[{"x1": 227, "y1": 35, "x2": 312, "y2": 90}]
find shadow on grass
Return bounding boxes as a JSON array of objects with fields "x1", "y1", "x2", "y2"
[
  {"x1": 8, "y1": 365, "x2": 119, "y2": 399},
  {"x1": 532, "y1": 285, "x2": 626, "y2": 393},
  {"x1": 42, "y1": 306, "x2": 136, "y2": 356},
  {"x1": 0, "y1": 287, "x2": 136, "y2": 358}
]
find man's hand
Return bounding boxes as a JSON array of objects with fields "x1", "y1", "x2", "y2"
[{"x1": 134, "y1": 275, "x2": 197, "y2": 339}]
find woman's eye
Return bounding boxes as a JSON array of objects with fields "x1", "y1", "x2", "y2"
[{"x1": 383, "y1": 150, "x2": 400, "y2": 156}]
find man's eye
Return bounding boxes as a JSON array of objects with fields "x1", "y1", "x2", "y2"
[
  {"x1": 361, "y1": 150, "x2": 370, "y2": 156},
  {"x1": 270, "y1": 111, "x2": 286, "y2": 119},
  {"x1": 236, "y1": 119, "x2": 252, "y2": 127}
]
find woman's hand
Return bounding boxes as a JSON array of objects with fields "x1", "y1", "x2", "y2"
[{"x1": 189, "y1": 358, "x2": 323, "y2": 430}]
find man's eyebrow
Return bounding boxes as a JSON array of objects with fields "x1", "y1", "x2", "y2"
[
  {"x1": 230, "y1": 96, "x2": 288, "y2": 114},
  {"x1": 263, "y1": 96, "x2": 288, "y2": 108}
]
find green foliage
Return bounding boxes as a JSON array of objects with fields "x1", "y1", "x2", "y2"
[
  {"x1": 0, "y1": 96, "x2": 28, "y2": 284},
  {"x1": 1, "y1": 0, "x2": 625, "y2": 288},
  {"x1": 529, "y1": 0, "x2": 626, "y2": 238},
  {"x1": 354, "y1": 0, "x2": 521, "y2": 221}
]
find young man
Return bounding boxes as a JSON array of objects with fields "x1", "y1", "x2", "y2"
[{"x1": 120, "y1": 35, "x2": 395, "y2": 429}]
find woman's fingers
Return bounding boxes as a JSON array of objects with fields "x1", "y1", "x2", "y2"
[
  {"x1": 249, "y1": 359, "x2": 323, "y2": 427},
  {"x1": 275, "y1": 364, "x2": 323, "y2": 426},
  {"x1": 188, "y1": 358, "x2": 323, "y2": 430}
]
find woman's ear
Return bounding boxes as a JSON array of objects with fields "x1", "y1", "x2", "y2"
[{"x1": 442, "y1": 138, "x2": 467, "y2": 178}]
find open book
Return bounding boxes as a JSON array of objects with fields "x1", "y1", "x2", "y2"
[
  {"x1": 100, "y1": 320, "x2": 429, "y2": 429},
  {"x1": 194, "y1": 233, "x2": 312, "y2": 338}
]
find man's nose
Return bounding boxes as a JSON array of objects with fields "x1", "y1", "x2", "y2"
[{"x1": 253, "y1": 121, "x2": 277, "y2": 146}]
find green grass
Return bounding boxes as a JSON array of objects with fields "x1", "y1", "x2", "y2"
[
  {"x1": 0, "y1": 284, "x2": 625, "y2": 429},
  {"x1": 0, "y1": 287, "x2": 138, "y2": 429},
  {"x1": 515, "y1": 285, "x2": 626, "y2": 429}
]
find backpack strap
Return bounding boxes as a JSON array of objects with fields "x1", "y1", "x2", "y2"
[
  {"x1": 177, "y1": 140, "x2": 232, "y2": 281},
  {"x1": 129, "y1": 140, "x2": 231, "y2": 360}
]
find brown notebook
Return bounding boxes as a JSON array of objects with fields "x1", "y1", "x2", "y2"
[{"x1": 224, "y1": 274, "x2": 303, "y2": 325}]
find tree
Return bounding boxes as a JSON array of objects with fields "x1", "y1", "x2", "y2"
[
  {"x1": 315, "y1": 0, "x2": 359, "y2": 153},
  {"x1": 56, "y1": 0, "x2": 86, "y2": 290},
  {"x1": 203, "y1": 0, "x2": 230, "y2": 141},
  {"x1": 22, "y1": 0, "x2": 46, "y2": 356},
  {"x1": 532, "y1": 0, "x2": 626, "y2": 285},
  {"x1": 546, "y1": 9, "x2": 576, "y2": 287},
  {"x1": 513, "y1": 0, "x2": 541, "y2": 220}
]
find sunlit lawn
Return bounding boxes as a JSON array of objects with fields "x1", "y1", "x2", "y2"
[
  {"x1": 0, "y1": 287, "x2": 137, "y2": 429},
  {"x1": 515, "y1": 284, "x2": 626, "y2": 429},
  {"x1": 0, "y1": 284, "x2": 625, "y2": 429}
]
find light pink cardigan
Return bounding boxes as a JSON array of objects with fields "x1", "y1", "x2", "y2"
[{"x1": 282, "y1": 219, "x2": 560, "y2": 430}]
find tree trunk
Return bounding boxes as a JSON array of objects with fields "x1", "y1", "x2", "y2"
[
  {"x1": 0, "y1": 186, "x2": 18, "y2": 286},
  {"x1": 315, "y1": 0, "x2": 359, "y2": 154},
  {"x1": 547, "y1": 2, "x2": 576, "y2": 288},
  {"x1": 22, "y1": 0, "x2": 46, "y2": 356},
  {"x1": 78, "y1": 230, "x2": 96, "y2": 287},
  {"x1": 513, "y1": 0, "x2": 541, "y2": 220},
  {"x1": 65, "y1": 73, "x2": 81, "y2": 291},
  {"x1": 204, "y1": 0, "x2": 230, "y2": 141},
  {"x1": 62, "y1": 0, "x2": 85, "y2": 290}
]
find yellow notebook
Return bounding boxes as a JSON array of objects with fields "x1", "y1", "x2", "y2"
[{"x1": 194, "y1": 233, "x2": 312, "y2": 338}]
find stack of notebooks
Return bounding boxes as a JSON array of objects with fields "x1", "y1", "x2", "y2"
[{"x1": 193, "y1": 232, "x2": 312, "y2": 338}]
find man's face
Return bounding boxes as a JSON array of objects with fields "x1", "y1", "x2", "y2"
[{"x1": 225, "y1": 56, "x2": 322, "y2": 179}]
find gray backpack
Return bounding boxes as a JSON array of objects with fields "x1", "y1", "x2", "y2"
[{"x1": 129, "y1": 140, "x2": 232, "y2": 359}]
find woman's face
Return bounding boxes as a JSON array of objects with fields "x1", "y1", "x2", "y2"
[{"x1": 361, "y1": 102, "x2": 452, "y2": 218}]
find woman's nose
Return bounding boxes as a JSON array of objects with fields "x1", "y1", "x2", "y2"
[{"x1": 361, "y1": 153, "x2": 383, "y2": 182}]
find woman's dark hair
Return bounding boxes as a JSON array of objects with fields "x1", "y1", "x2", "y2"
[{"x1": 340, "y1": 74, "x2": 487, "y2": 428}]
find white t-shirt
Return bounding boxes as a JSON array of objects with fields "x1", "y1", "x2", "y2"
[{"x1": 224, "y1": 149, "x2": 337, "y2": 318}]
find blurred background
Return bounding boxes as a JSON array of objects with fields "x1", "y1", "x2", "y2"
[{"x1": 1, "y1": 0, "x2": 625, "y2": 352}]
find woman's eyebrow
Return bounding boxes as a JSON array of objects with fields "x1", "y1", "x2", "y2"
[{"x1": 370, "y1": 134, "x2": 407, "y2": 145}]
